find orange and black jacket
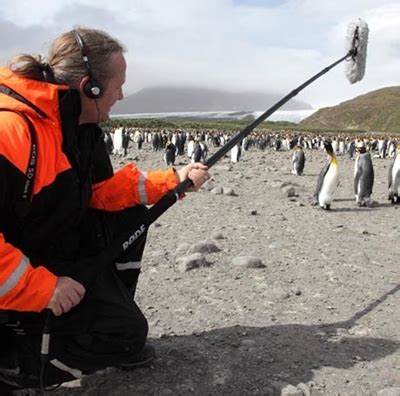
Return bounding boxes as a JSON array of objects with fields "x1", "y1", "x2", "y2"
[{"x1": 0, "y1": 67, "x2": 179, "y2": 313}]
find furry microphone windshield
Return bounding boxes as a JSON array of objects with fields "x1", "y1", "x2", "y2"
[{"x1": 345, "y1": 18, "x2": 369, "y2": 84}]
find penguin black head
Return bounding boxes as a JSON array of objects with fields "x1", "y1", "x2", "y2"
[
  {"x1": 356, "y1": 141, "x2": 367, "y2": 154},
  {"x1": 324, "y1": 141, "x2": 334, "y2": 156},
  {"x1": 356, "y1": 146, "x2": 367, "y2": 154}
]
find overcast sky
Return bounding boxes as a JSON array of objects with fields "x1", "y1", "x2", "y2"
[{"x1": 1, "y1": 0, "x2": 399, "y2": 109}]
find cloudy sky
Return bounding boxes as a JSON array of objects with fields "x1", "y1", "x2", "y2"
[{"x1": 1, "y1": 0, "x2": 399, "y2": 109}]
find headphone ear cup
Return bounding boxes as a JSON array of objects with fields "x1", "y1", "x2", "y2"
[{"x1": 84, "y1": 78, "x2": 103, "y2": 99}]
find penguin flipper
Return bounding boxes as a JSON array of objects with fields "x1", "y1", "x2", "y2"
[
  {"x1": 388, "y1": 158, "x2": 394, "y2": 191},
  {"x1": 314, "y1": 162, "x2": 329, "y2": 198},
  {"x1": 368, "y1": 168, "x2": 375, "y2": 195},
  {"x1": 354, "y1": 168, "x2": 362, "y2": 195}
]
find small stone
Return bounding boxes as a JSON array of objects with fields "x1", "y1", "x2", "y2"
[
  {"x1": 286, "y1": 187, "x2": 297, "y2": 197},
  {"x1": 297, "y1": 383, "x2": 311, "y2": 396},
  {"x1": 203, "y1": 181, "x2": 216, "y2": 191},
  {"x1": 273, "y1": 289, "x2": 290, "y2": 301},
  {"x1": 176, "y1": 253, "x2": 212, "y2": 272},
  {"x1": 231, "y1": 256, "x2": 266, "y2": 268},
  {"x1": 211, "y1": 232, "x2": 225, "y2": 240},
  {"x1": 211, "y1": 186, "x2": 223, "y2": 195},
  {"x1": 187, "y1": 241, "x2": 221, "y2": 254},
  {"x1": 281, "y1": 384, "x2": 303, "y2": 396},
  {"x1": 223, "y1": 187, "x2": 236, "y2": 196}
]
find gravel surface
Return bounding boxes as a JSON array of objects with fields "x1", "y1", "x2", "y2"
[{"x1": 53, "y1": 143, "x2": 400, "y2": 396}]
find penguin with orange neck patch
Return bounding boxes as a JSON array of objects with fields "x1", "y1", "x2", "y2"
[
  {"x1": 313, "y1": 141, "x2": 339, "y2": 210},
  {"x1": 388, "y1": 143, "x2": 400, "y2": 203}
]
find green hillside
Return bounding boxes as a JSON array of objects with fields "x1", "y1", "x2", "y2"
[{"x1": 300, "y1": 86, "x2": 400, "y2": 133}]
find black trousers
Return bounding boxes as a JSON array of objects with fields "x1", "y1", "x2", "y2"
[{"x1": 1, "y1": 205, "x2": 150, "y2": 375}]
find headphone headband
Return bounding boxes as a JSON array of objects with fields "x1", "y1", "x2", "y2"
[{"x1": 72, "y1": 30, "x2": 103, "y2": 98}]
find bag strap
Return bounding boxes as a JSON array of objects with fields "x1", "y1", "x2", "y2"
[{"x1": 0, "y1": 86, "x2": 38, "y2": 216}]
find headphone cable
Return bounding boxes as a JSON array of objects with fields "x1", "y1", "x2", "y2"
[{"x1": 94, "y1": 99, "x2": 100, "y2": 124}]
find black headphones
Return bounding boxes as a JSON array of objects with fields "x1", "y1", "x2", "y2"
[{"x1": 72, "y1": 30, "x2": 103, "y2": 99}]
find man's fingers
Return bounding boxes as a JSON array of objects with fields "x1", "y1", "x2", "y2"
[
  {"x1": 50, "y1": 302, "x2": 64, "y2": 317},
  {"x1": 60, "y1": 299, "x2": 73, "y2": 314},
  {"x1": 71, "y1": 283, "x2": 86, "y2": 303},
  {"x1": 52, "y1": 305, "x2": 62, "y2": 317},
  {"x1": 192, "y1": 162, "x2": 208, "y2": 170},
  {"x1": 67, "y1": 291, "x2": 81, "y2": 307},
  {"x1": 73, "y1": 283, "x2": 86, "y2": 299}
]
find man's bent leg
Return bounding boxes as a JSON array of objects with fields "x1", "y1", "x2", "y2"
[
  {"x1": 0, "y1": 205, "x2": 154, "y2": 388},
  {"x1": 50, "y1": 259, "x2": 149, "y2": 374},
  {"x1": 2, "y1": 262, "x2": 150, "y2": 390}
]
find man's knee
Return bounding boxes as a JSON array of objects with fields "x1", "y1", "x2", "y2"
[{"x1": 77, "y1": 308, "x2": 149, "y2": 358}]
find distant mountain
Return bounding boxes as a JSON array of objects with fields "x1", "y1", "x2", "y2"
[
  {"x1": 300, "y1": 86, "x2": 400, "y2": 133},
  {"x1": 111, "y1": 86, "x2": 312, "y2": 114}
]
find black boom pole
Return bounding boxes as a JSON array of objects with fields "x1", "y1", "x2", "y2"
[
  {"x1": 147, "y1": 50, "x2": 354, "y2": 224},
  {"x1": 75, "y1": 49, "x2": 356, "y2": 288}
]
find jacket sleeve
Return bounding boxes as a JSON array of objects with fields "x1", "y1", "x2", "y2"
[
  {"x1": 0, "y1": 233, "x2": 57, "y2": 312},
  {"x1": 90, "y1": 163, "x2": 179, "y2": 211}
]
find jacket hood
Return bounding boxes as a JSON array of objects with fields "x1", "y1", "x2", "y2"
[{"x1": 0, "y1": 66, "x2": 78, "y2": 121}]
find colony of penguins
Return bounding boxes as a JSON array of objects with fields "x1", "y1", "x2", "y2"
[{"x1": 103, "y1": 126, "x2": 400, "y2": 210}]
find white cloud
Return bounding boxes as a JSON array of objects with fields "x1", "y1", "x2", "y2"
[{"x1": 1, "y1": 0, "x2": 399, "y2": 108}]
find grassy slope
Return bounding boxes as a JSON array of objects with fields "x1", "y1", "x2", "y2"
[{"x1": 300, "y1": 87, "x2": 400, "y2": 133}]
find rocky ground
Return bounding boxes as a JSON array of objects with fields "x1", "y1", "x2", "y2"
[{"x1": 54, "y1": 143, "x2": 399, "y2": 396}]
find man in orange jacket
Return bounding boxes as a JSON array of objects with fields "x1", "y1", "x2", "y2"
[{"x1": 0, "y1": 27, "x2": 210, "y2": 392}]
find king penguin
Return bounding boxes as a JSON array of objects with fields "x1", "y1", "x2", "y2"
[
  {"x1": 230, "y1": 142, "x2": 241, "y2": 163},
  {"x1": 112, "y1": 125, "x2": 125, "y2": 156},
  {"x1": 291, "y1": 145, "x2": 305, "y2": 175},
  {"x1": 313, "y1": 141, "x2": 339, "y2": 210},
  {"x1": 388, "y1": 143, "x2": 400, "y2": 204},
  {"x1": 354, "y1": 143, "x2": 374, "y2": 206},
  {"x1": 164, "y1": 141, "x2": 176, "y2": 166}
]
